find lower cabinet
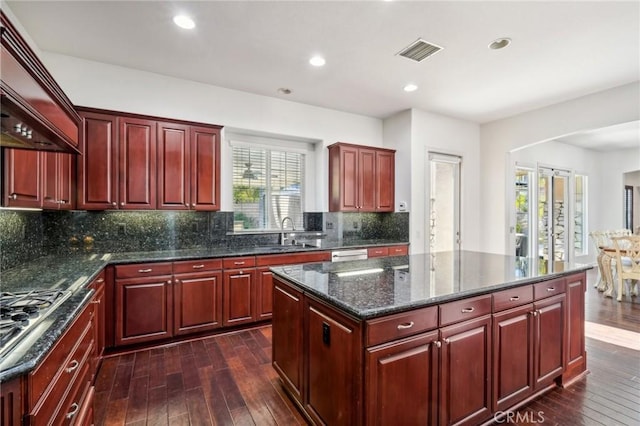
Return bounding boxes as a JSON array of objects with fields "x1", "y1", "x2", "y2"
[
  {"x1": 174, "y1": 269, "x2": 223, "y2": 335},
  {"x1": 90, "y1": 271, "x2": 106, "y2": 381},
  {"x1": 223, "y1": 268, "x2": 256, "y2": 326},
  {"x1": 0, "y1": 376, "x2": 23, "y2": 426},
  {"x1": 533, "y1": 293, "x2": 565, "y2": 389}
]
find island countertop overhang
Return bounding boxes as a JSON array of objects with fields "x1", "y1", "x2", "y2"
[{"x1": 270, "y1": 250, "x2": 593, "y2": 320}]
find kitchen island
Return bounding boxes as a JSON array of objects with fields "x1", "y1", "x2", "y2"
[{"x1": 270, "y1": 251, "x2": 591, "y2": 426}]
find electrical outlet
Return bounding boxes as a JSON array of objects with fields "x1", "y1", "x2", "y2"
[
  {"x1": 117, "y1": 223, "x2": 126, "y2": 236},
  {"x1": 353, "y1": 221, "x2": 358, "y2": 229},
  {"x1": 326, "y1": 222, "x2": 334, "y2": 230}
]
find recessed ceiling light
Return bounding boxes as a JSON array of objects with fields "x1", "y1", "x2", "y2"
[
  {"x1": 489, "y1": 37, "x2": 511, "y2": 50},
  {"x1": 403, "y1": 83, "x2": 418, "y2": 92},
  {"x1": 309, "y1": 56, "x2": 326, "y2": 67},
  {"x1": 277, "y1": 88, "x2": 292, "y2": 95},
  {"x1": 173, "y1": 15, "x2": 195, "y2": 30}
]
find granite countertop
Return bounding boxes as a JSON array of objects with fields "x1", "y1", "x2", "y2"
[
  {"x1": 0, "y1": 239, "x2": 408, "y2": 382},
  {"x1": 270, "y1": 251, "x2": 592, "y2": 320}
]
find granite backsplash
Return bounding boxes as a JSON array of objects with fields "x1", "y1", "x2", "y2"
[{"x1": 0, "y1": 210, "x2": 409, "y2": 272}]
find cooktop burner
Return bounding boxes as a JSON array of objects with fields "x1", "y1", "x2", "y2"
[{"x1": 0, "y1": 289, "x2": 70, "y2": 358}]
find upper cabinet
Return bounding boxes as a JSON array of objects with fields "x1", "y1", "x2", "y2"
[
  {"x1": 0, "y1": 11, "x2": 80, "y2": 153},
  {"x1": 77, "y1": 108, "x2": 222, "y2": 211},
  {"x1": 328, "y1": 142, "x2": 395, "y2": 212}
]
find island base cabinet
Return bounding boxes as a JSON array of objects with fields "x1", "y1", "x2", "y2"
[
  {"x1": 306, "y1": 299, "x2": 362, "y2": 426},
  {"x1": 365, "y1": 331, "x2": 439, "y2": 426},
  {"x1": 272, "y1": 280, "x2": 304, "y2": 404},
  {"x1": 439, "y1": 315, "x2": 492, "y2": 426},
  {"x1": 561, "y1": 273, "x2": 587, "y2": 385},
  {"x1": 534, "y1": 294, "x2": 565, "y2": 389}
]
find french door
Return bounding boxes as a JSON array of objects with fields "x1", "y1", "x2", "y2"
[
  {"x1": 428, "y1": 153, "x2": 461, "y2": 253},
  {"x1": 537, "y1": 167, "x2": 570, "y2": 262}
]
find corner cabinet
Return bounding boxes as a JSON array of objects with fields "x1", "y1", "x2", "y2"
[
  {"x1": 328, "y1": 142, "x2": 395, "y2": 212},
  {"x1": 77, "y1": 107, "x2": 221, "y2": 211}
]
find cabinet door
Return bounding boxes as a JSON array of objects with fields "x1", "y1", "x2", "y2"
[
  {"x1": 306, "y1": 300, "x2": 361, "y2": 426},
  {"x1": 358, "y1": 147, "x2": 376, "y2": 211},
  {"x1": 3, "y1": 148, "x2": 41, "y2": 208},
  {"x1": 119, "y1": 117, "x2": 156, "y2": 209},
  {"x1": 114, "y1": 276, "x2": 173, "y2": 346},
  {"x1": 157, "y1": 122, "x2": 190, "y2": 210},
  {"x1": 77, "y1": 112, "x2": 118, "y2": 209},
  {"x1": 57, "y1": 153, "x2": 74, "y2": 209},
  {"x1": 375, "y1": 150, "x2": 395, "y2": 212},
  {"x1": 42, "y1": 152, "x2": 74, "y2": 209},
  {"x1": 492, "y1": 304, "x2": 534, "y2": 412},
  {"x1": 534, "y1": 294, "x2": 565, "y2": 389},
  {"x1": 329, "y1": 144, "x2": 359, "y2": 212},
  {"x1": 223, "y1": 269, "x2": 256, "y2": 326},
  {"x1": 365, "y1": 331, "x2": 439, "y2": 426},
  {"x1": 174, "y1": 271, "x2": 223, "y2": 335},
  {"x1": 0, "y1": 376, "x2": 23, "y2": 426},
  {"x1": 190, "y1": 125, "x2": 221, "y2": 211},
  {"x1": 256, "y1": 267, "x2": 274, "y2": 320},
  {"x1": 272, "y1": 279, "x2": 304, "y2": 403},
  {"x1": 563, "y1": 273, "x2": 586, "y2": 383},
  {"x1": 440, "y1": 315, "x2": 492, "y2": 426}
]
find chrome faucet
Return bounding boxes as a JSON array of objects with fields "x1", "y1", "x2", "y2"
[{"x1": 281, "y1": 216, "x2": 295, "y2": 245}]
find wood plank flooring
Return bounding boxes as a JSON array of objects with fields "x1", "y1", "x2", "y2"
[{"x1": 95, "y1": 269, "x2": 640, "y2": 425}]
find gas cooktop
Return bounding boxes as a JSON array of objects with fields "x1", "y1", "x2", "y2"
[{"x1": 0, "y1": 289, "x2": 71, "y2": 359}]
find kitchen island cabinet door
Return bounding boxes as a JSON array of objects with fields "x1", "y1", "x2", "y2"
[
  {"x1": 365, "y1": 331, "x2": 439, "y2": 426},
  {"x1": 492, "y1": 304, "x2": 534, "y2": 412},
  {"x1": 190, "y1": 125, "x2": 221, "y2": 211},
  {"x1": 118, "y1": 117, "x2": 156, "y2": 210},
  {"x1": 562, "y1": 272, "x2": 587, "y2": 385},
  {"x1": 173, "y1": 270, "x2": 223, "y2": 335},
  {"x1": 440, "y1": 315, "x2": 492, "y2": 426},
  {"x1": 115, "y1": 276, "x2": 173, "y2": 346},
  {"x1": 306, "y1": 299, "x2": 362, "y2": 426},
  {"x1": 533, "y1": 294, "x2": 565, "y2": 390},
  {"x1": 272, "y1": 278, "x2": 304, "y2": 404},
  {"x1": 223, "y1": 268, "x2": 256, "y2": 326},
  {"x1": 3, "y1": 148, "x2": 41, "y2": 208},
  {"x1": 157, "y1": 122, "x2": 190, "y2": 210},
  {"x1": 77, "y1": 111, "x2": 118, "y2": 209}
]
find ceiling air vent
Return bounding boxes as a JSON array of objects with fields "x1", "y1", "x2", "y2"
[{"x1": 397, "y1": 39, "x2": 443, "y2": 62}]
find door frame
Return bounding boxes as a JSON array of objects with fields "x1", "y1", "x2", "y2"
[{"x1": 426, "y1": 151, "x2": 462, "y2": 254}]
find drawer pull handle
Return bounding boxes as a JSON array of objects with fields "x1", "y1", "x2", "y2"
[
  {"x1": 91, "y1": 300, "x2": 100, "y2": 305},
  {"x1": 192, "y1": 264, "x2": 205, "y2": 269},
  {"x1": 96, "y1": 278, "x2": 105, "y2": 283},
  {"x1": 461, "y1": 307, "x2": 475, "y2": 313},
  {"x1": 397, "y1": 321, "x2": 414, "y2": 330},
  {"x1": 138, "y1": 268, "x2": 153, "y2": 273},
  {"x1": 66, "y1": 403, "x2": 79, "y2": 419},
  {"x1": 234, "y1": 261, "x2": 246, "y2": 266},
  {"x1": 66, "y1": 360, "x2": 79, "y2": 373},
  {"x1": 547, "y1": 287, "x2": 556, "y2": 292},
  {"x1": 509, "y1": 296, "x2": 520, "y2": 301}
]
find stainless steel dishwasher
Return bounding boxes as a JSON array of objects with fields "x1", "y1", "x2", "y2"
[{"x1": 330, "y1": 249, "x2": 368, "y2": 262}]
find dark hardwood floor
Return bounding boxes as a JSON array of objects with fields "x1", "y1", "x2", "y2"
[{"x1": 95, "y1": 269, "x2": 640, "y2": 425}]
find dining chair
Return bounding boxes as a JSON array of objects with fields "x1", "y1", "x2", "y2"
[
  {"x1": 611, "y1": 235, "x2": 640, "y2": 302},
  {"x1": 589, "y1": 231, "x2": 609, "y2": 291}
]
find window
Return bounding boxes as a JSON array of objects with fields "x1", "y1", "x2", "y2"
[
  {"x1": 574, "y1": 174, "x2": 587, "y2": 256},
  {"x1": 232, "y1": 146, "x2": 304, "y2": 231}
]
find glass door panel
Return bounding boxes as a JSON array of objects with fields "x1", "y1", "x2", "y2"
[
  {"x1": 515, "y1": 168, "x2": 534, "y2": 257},
  {"x1": 429, "y1": 153, "x2": 461, "y2": 253},
  {"x1": 538, "y1": 168, "x2": 569, "y2": 262}
]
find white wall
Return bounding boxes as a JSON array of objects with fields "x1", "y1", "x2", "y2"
[
  {"x1": 39, "y1": 52, "x2": 384, "y2": 211},
  {"x1": 624, "y1": 170, "x2": 640, "y2": 232},
  {"x1": 388, "y1": 109, "x2": 481, "y2": 255},
  {"x1": 480, "y1": 82, "x2": 640, "y2": 255},
  {"x1": 602, "y1": 148, "x2": 640, "y2": 231},
  {"x1": 382, "y1": 110, "x2": 412, "y2": 213}
]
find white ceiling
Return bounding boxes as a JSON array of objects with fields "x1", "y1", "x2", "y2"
[
  {"x1": 5, "y1": 0, "x2": 640, "y2": 147},
  {"x1": 553, "y1": 121, "x2": 640, "y2": 152}
]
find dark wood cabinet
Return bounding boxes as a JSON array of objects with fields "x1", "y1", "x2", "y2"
[
  {"x1": 256, "y1": 267, "x2": 275, "y2": 320},
  {"x1": 328, "y1": 142, "x2": 395, "y2": 212},
  {"x1": 157, "y1": 122, "x2": 190, "y2": 210},
  {"x1": 3, "y1": 148, "x2": 41, "y2": 208},
  {"x1": 272, "y1": 279, "x2": 304, "y2": 404},
  {"x1": 90, "y1": 271, "x2": 106, "y2": 380},
  {"x1": 533, "y1": 293, "x2": 565, "y2": 389},
  {"x1": 42, "y1": 151, "x2": 74, "y2": 209},
  {"x1": 365, "y1": 331, "x2": 439, "y2": 426},
  {"x1": 173, "y1": 268, "x2": 223, "y2": 335},
  {"x1": 562, "y1": 272, "x2": 587, "y2": 385},
  {"x1": 119, "y1": 117, "x2": 156, "y2": 210},
  {"x1": 77, "y1": 111, "x2": 118, "y2": 209},
  {"x1": 0, "y1": 376, "x2": 23, "y2": 426},
  {"x1": 439, "y1": 315, "x2": 492, "y2": 426},
  {"x1": 306, "y1": 298, "x2": 362, "y2": 426},
  {"x1": 223, "y1": 268, "x2": 256, "y2": 326},
  {"x1": 190, "y1": 125, "x2": 221, "y2": 211},
  {"x1": 114, "y1": 263, "x2": 173, "y2": 346}
]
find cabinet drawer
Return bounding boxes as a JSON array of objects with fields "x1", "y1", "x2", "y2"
[
  {"x1": 115, "y1": 262, "x2": 172, "y2": 278},
  {"x1": 29, "y1": 302, "x2": 93, "y2": 405},
  {"x1": 367, "y1": 247, "x2": 389, "y2": 258},
  {"x1": 30, "y1": 320, "x2": 94, "y2": 424},
  {"x1": 493, "y1": 285, "x2": 534, "y2": 311},
  {"x1": 534, "y1": 278, "x2": 565, "y2": 300},
  {"x1": 173, "y1": 258, "x2": 222, "y2": 274},
  {"x1": 223, "y1": 256, "x2": 256, "y2": 269},
  {"x1": 366, "y1": 306, "x2": 438, "y2": 347},
  {"x1": 388, "y1": 245, "x2": 408, "y2": 256},
  {"x1": 439, "y1": 295, "x2": 492, "y2": 327},
  {"x1": 256, "y1": 251, "x2": 331, "y2": 267}
]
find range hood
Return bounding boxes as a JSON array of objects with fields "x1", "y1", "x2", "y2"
[{"x1": 1, "y1": 11, "x2": 80, "y2": 154}]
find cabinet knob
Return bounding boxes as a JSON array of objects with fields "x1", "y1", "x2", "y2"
[
  {"x1": 531, "y1": 311, "x2": 538, "y2": 317},
  {"x1": 120, "y1": 202, "x2": 125, "y2": 206},
  {"x1": 443, "y1": 338, "x2": 450, "y2": 345},
  {"x1": 111, "y1": 202, "x2": 116, "y2": 206},
  {"x1": 433, "y1": 341, "x2": 442, "y2": 348},
  {"x1": 10, "y1": 194, "x2": 17, "y2": 200},
  {"x1": 191, "y1": 203, "x2": 196, "y2": 207},
  {"x1": 65, "y1": 403, "x2": 79, "y2": 420}
]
